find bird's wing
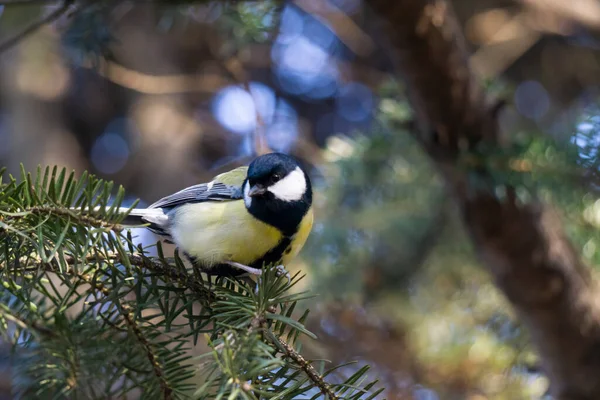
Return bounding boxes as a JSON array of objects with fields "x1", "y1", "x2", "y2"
[
  {"x1": 213, "y1": 166, "x2": 248, "y2": 186},
  {"x1": 148, "y1": 166, "x2": 248, "y2": 209}
]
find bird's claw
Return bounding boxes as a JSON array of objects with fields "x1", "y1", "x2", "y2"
[
  {"x1": 274, "y1": 265, "x2": 291, "y2": 283},
  {"x1": 232, "y1": 264, "x2": 290, "y2": 295}
]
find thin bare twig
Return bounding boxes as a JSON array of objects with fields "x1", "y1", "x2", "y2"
[{"x1": 0, "y1": 0, "x2": 74, "y2": 54}]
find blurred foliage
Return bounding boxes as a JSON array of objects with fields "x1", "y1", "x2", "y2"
[
  {"x1": 306, "y1": 86, "x2": 444, "y2": 299},
  {"x1": 62, "y1": 0, "x2": 280, "y2": 65},
  {"x1": 301, "y1": 81, "x2": 600, "y2": 398},
  {"x1": 62, "y1": 3, "x2": 116, "y2": 65}
]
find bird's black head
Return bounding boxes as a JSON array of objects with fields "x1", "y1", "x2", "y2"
[{"x1": 243, "y1": 153, "x2": 312, "y2": 236}]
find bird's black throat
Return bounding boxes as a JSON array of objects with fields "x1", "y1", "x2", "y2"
[{"x1": 245, "y1": 178, "x2": 312, "y2": 238}]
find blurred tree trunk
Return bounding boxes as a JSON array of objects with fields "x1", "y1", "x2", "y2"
[{"x1": 365, "y1": 0, "x2": 600, "y2": 398}]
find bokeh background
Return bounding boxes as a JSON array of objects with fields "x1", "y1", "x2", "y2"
[{"x1": 2, "y1": 0, "x2": 600, "y2": 398}]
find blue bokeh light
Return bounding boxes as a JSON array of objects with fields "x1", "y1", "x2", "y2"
[
  {"x1": 413, "y1": 386, "x2": 440, "y2": 400},
  {"x1": 272, "y1": 8, "x2": 340, "y2": 99},
  {"x1": 212, "y1": 83, "x2": 277, "y2": 135},
  {"x1": 274, "y1": 36, "x2": 330, "y2": 77},
  {"x1": 572, "y1": 116, "x2": 600, "y2": 161},
  {"x1": 250, "y1": 83, "x2": 277, "y2": 125},
  {"x1": 91, "y1": 132, "x2": 130, "y2": 175},
  {"x1": 265, "y1": 99, "x2": 299, "y2": 152},
  {"x1": 336, "y1": 82, "x2": 374, "y2": 122},
  {"x1": 514, "y1": 80, "x2": 550, "y2": 121},
  {"x1": 278, "y1": 6, "x2": 304, "y2": 43},
  {"x1": 213, "y1": 84, "x2": 299, "y2": 155},
  {"x1": 303, "y1": 15, "x2": 338, "y2": 52},
  {"x1": 212, "y1": 86, "x2": 256, "y2": 134}
]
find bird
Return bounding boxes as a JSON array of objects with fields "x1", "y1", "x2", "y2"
[{"x1": 118, "y1": 152, "x2": 313, "y2": 278}]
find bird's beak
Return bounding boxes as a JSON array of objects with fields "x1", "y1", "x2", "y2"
[{"x1": 248, "y1": 184, "x2": 267, "y2": 197}]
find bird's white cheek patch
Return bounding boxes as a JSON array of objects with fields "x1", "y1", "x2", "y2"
[
  {"x1": 243, "y1": 181, "x2": 252, "y2": 208},
  {"x1": 268, "y1": 167, "x2": 306, "y2": 202}
]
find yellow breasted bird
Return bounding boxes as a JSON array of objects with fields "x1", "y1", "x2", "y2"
[{"x1": 120, "y1": 152, "x2": 313, "y2": 277}]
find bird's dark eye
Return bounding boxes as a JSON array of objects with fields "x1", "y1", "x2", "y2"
[{"x1": 271, "y1": 174, "x2": 281, "y2": 183}]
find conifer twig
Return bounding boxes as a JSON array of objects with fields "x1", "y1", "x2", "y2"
[
  {"x1": 25, "y1": 206, "x2": 125, "y2": 232},
  {"x1": 74, "y1": 270, "x2": 174, "y2": 400},
  {"x1": 17, "y1": 250, "x2": 341, "y2": 398},
  {"x1": 0, "y1": 306, "x2": 56, "y2": 338},
  {"x1": 2, "y1": 253, "x2": 176, "y2": 398},
  {"x1": 8, "y1": 251, "x2": 216, "y2": 302},
  {"x1": 249, "y1": 313, "x2": 338, "y2": 399},
  {"x1": 270, "y1": 334, "x2": 339, "y2": 399}
]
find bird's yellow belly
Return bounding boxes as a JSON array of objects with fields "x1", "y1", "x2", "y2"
[
  {"x1": 281, "y1": 206, "x2": 313, "y2": 265},
  {"x1": 169, "y1": 201, "x2": 285, "y2": 268}
]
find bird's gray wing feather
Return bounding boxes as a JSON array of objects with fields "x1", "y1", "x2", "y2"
[{"x1": 148, "y1": 182, "x2": 243, "y2": 210}]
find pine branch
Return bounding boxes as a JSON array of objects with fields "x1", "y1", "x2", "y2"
[
  {"x1": 13, "y1": 251, "x2": 342, "y2": 398},
  {"x1": 269, "y1": 333, "x2": 339, "y2": 400},
  {"x1": 26, "y1": 205, "x2": 125, "y2": 232},
  {"x1": 75, "y1": 271, "x2": 174, "y2": 400},
  {"x1": 0, "y1": 304, "x2": 56, "y2": 339},
  {"x1": 13, "y1": 253, "x2": 186, "y2": 398},
  {"x1": 9, "y1": 251, "x2": 215, "y2": 303}
]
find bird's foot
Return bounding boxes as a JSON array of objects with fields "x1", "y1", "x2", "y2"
[
  {"x1": 225, "y1": 261, "x2": 262, "y2": 276},
  {"x1": 224, "y1": 262, "x2": 290, "y2": 294},
  {"x1": 274, "y1": 264, "x2": 291, "y2": 283},
  {"x1": 225, "y1": 262, "x2": 261, "y2": 294}
]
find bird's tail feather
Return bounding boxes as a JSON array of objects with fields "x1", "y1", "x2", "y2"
[
  {"x1": 119, "y1": 208, "x2": 150, "y2": 226},
  {"x1": 70, "y1": 206, "x2": 168, "y2": 229}
]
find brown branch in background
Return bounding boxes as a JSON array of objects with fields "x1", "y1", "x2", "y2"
[
  {"x1": 80, "y1": 46, "x2": 386, "y2": 96},
  {"x1": 519, "y1": 0, "x2": 600, "y2": 32},
  {"x1": 0, "y1": 0, "x2": 74, "y2": 54},
  {"x1": 81, "y1": 58, "x2": 232, "y2": 95},
  {"x1": 468, "y1": 10, "x2": 542, "y2": 80},
  {"x1": 365, "y1": 0, "x2": 600, "y2": 399}
]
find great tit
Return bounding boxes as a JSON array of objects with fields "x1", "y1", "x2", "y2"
[{"x1": 120, "y1": 152, "x2": 313, "y2": 277}]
